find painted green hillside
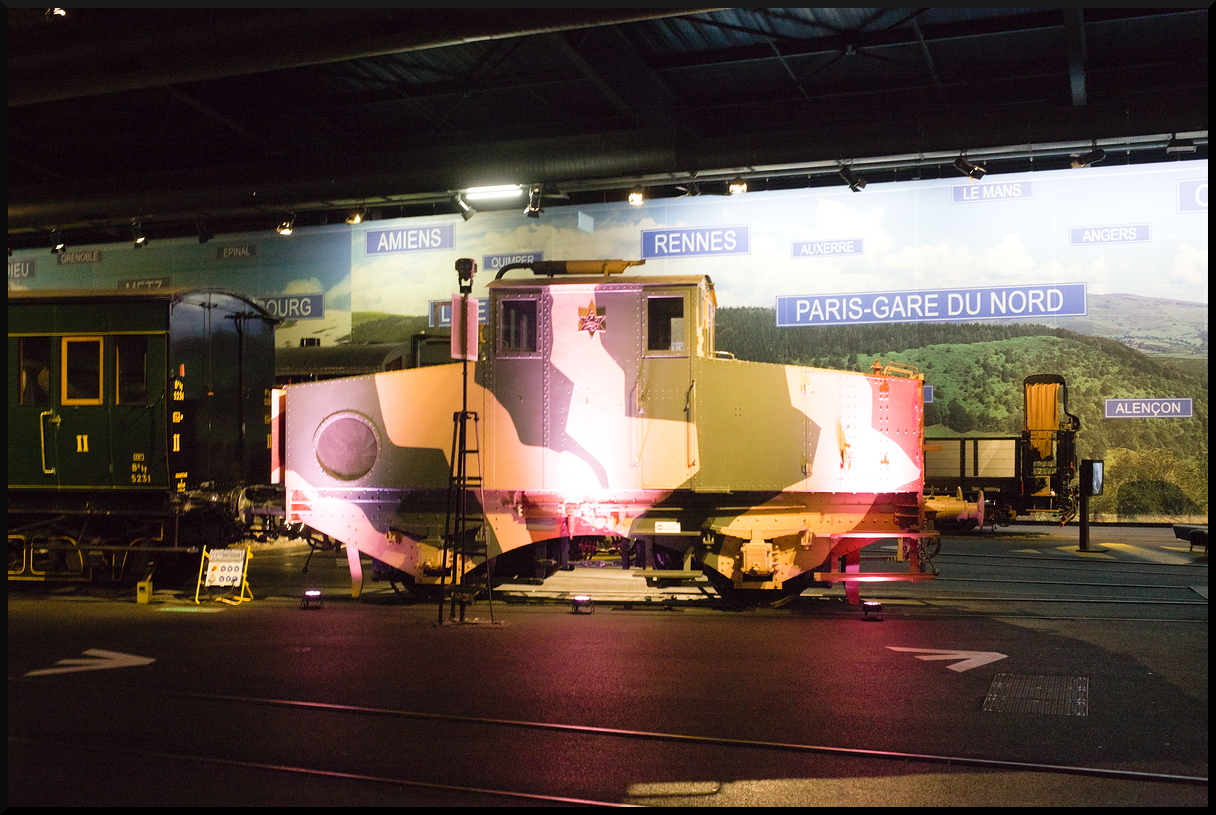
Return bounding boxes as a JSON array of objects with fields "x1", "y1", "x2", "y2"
[{"x1": 716, "y1": 307, "x2": 1208, "y2": 521}]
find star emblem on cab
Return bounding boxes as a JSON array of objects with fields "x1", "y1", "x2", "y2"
[{"x1": 578, "y1": 300, "x2": 607, "y2": 335}]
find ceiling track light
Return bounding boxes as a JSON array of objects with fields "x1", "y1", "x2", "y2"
[
  {"x1": 50, "y1": 228, "x2": 65, "y2": 255},
  {"x1": 1070, "y1": 146, "x2": 1107, "y2": 168},
  {"x1": 839, "y1": 166, "x2": 867, "y2": 192},
  {"x1": 196, "y1": 217, "x2": 214, "y2": 244},
  {"x1": 131, "y1": 219, "x2": 147, "y2": 248},
  {"x1": 525, "y1": 185, "x2": 543, "y2": 218},
  {"x1": 276, "y1": 213, "x2": 296, "y2": 235},
  {"x1": 628, "y1": 187, "x2": 645, "y2": 206},
  {"x1": 345, "y1": 207, "x2": 367, "y2": 225},
  {"x1": 728, "y1": 176, "x2": 748, "y2": 195},
  {"x1": 953, "y1": 156, "x2": 987, "y2": 180},
  {"x1": 465, "y1": 184, "x2": 524, "y2": 201},
  {"x1": 453, "y1": 193, "x2": 476, "y2": 222}
]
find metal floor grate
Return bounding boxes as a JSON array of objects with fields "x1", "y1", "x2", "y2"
[{"x1": 983, "y1": 674, "x2": 1089, "y2": 716}]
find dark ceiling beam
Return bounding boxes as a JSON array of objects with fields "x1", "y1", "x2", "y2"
[
  {"x1": 9, "y1": 97, "x2": 1206, "y2": 236},
  {"x1": 545, "y1": 33, "x2": 637, "y2": 118},
  {"x1": 652, "y1": 8, "x2": 1205, "y2": 73},
  {"x1": 1064, "y1": 9, "x2": 1088, "y2": 106},
  {"x1": 8, "y1": 8, "x2": 725, "y2": 107},
  {"x1": 163, "y1": 87, "x2": 280, "y2": 152},
  {"x1": 911, "y1": 18, "x2": 948, "y2": 106}
]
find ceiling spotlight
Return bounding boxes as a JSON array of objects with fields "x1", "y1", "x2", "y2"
[
  {"x1": 50, "y1": 228, "x2": 65, "y2": 255},
  {"x1": 1166, "y1": 137, "x2": 1196, "y2": 154},
  {"x1": 276, "y1": 213, "x2": 295, "y2": 235},
  {"x1": 45, "y1": 8, "x2": 66, "y2": 20},
  {"x1": 465, "y1": 184, "x2": 524, "y2": 200},
  {"x1": 525, "y1": 185, "x2": 543, "y2": 218},
  {"x1": 953, "y1": 156, "x2": 987, "y2": 180},
  {"x1": 195, "y1": 217, "x2": 214, "y2": 244},
  {"x1": 628, "y1": 187, "x2": 644, "y2": 206},
  {"x1": 728, "y1": 176, "x2": 748, "y2": 195},
  {"x1": 839, "y1": 166, "x2": 867, "y2": 192},
  {"x1": 344, "y1": 207, "x2": 366, "y2": 225},
  {"x1": 131, "y1": 220, "x2": 147, "y2": 248},
  {"x1": 453, "y1": 194, "x2": 477, "y2": 222},
  {"x1": 1070, "y1": 147, "x2": 1107, "y2": 169}
]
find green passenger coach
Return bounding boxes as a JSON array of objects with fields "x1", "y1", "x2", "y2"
[{"x1": 8, "y1": 288, "x2": 277, "y2": 583}]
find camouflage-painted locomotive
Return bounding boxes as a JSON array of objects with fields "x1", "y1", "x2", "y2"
[
  {"x1": 285, "y1": 260, "x2": 937, "y2": 604},
  {"x1": 8, "y1": 288, "x2": 277, "y2": 583}
]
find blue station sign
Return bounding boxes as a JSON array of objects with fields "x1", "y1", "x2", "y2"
[
  {"x1": 430, "y1": 298, "x2": 488, "y2": 328},
  {"x1": 642, "y1": 226, "x2": 749, "y2": 259},
  {"x1": 1178, "y1": 179, "x2": 1208, "y2": 214},
  {"x1": 952, "y1": 181, "x2": 1032, "y2": 203},
  {"x1": 1105, "y1": 398, "x2": 1193, "y2": 419},
  {"x1": 365, "y1": 225, "x2": 454, "y2": 255},
  {"x1": 483, "y1": 252, "x2": 543, "y2": 273},
  {"x1": 1070, "y1": 224, "x2": 1151, "y2": 245},
  {"x1": 792, "y1": 238, "x2": 864, "y2": 258},
  {"x1": 259, "y1": 294, "x2": 325, "y2": 320},
  {"x1": 776, "y1": 282, "x2": 1087, "y2": 327}
]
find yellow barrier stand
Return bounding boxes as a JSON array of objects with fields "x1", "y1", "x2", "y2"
[{"x1": 194, "y1": 547, "x2": 254, "y2": 605}]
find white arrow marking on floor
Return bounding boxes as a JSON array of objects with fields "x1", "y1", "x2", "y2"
[
  {"x1": 886, "y1": 647, "x2": 1007, "y2": 672},
  {"x1": 23, "y1": 649, "x2": 155, "y2": 677}
]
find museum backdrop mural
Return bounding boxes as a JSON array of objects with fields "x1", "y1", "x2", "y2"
[{"x1": 9, "y1": 160, "x2": 1207, "y2": 523}]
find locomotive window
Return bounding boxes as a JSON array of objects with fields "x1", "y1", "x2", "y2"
[
  {"x1": 115, "y1": 336, "x2": 149, "y2": 405},
  {"x1": 646, "y1": 295, "x2": 686, "y2": 354},
  {"x1": 18, "y1": 337, "x2": 53, "y2": 406},
  {"x1": 500, "y1": 299, "x2": 538, "y2": 354},
  {"x1": 62, "y1": 337, "x2": 104, "y2": 406}
]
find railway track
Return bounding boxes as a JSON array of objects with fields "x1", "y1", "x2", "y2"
[{"x1": 9, "y1": 679, "x2": 1208, "y2": 806}]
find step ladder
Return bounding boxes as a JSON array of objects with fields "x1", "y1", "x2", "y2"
[{"x1": 438, "y1": 409, "x2": 495, "y2": 624}]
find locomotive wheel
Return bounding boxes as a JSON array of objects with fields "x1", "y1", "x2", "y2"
[
  {"x1": 699, "y1": 569, "x2": 802, "y2": 608},
  {"x1": 711, "y1": 584, "x2": 805, "y2": 609},
  {"x1": 934, "y1": 519, "x2": 978, "y2": 535}
]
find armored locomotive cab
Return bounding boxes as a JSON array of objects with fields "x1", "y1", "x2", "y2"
[
  {"x1": 284, "y1": 260, "x2": 935, "y2": 603},
  {"x1": 8, "y1": 288, "x2": 277, "y2": 582}
]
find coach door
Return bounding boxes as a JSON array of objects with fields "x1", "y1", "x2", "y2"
[
  {"x1": 52, "y1": 336, "x2": 115, "y2": 488},
  {"x1": 11, "y1": 335, "x2": 60, "y2": 487},
  {"x1": 11, "y1": 333, "x2": 163, "y2": 490},
  {"x1": 638, "y1": 288, "x2": 696, "y2": 488}
]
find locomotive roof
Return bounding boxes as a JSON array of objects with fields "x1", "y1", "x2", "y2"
[
  {"x1": 10, "y1": 286, "x2": 258, "y2": 301},
  {"x1": 275, "y1": 343, "x2": 412, "y2": 378},
  {"x1": 8, "y1": 286, "x2": 274, "y2": 316},
  {"x1": 487, "y1": 275, "x2": 711, "y2": 289}
]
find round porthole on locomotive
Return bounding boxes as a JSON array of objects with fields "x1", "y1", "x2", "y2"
[{"x1": 313, "y1": 412, "x2": 381, "y2": 481}]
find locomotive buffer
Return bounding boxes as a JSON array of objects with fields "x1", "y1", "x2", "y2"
[{"x1": 438, "y1": 259, "x2": 498, "y2": 625}]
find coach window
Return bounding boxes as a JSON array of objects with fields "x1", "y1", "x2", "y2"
[
  {"x1": 115, "y1": 335, "x2": 149, "y2": 405},
  {"x1": 499, "y1": 298, "x2": 538, "y2": 355},
  {"x1": 645, "y1": 294, "x2": 687, "y2": 355},
  {"x1": 62, "y1": 336, "x2": 104, "y2": 406},
  {"x1": 18, "y1": 337, "x2": 53, "y2": 406}
]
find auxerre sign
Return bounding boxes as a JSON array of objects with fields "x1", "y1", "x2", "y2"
[
  {"x1": 776, "y1": 282, "x2": 1086, "y2": 327},
  {"x1": 1105, "y1": 398, "x2": 1194, "y2": 418}
]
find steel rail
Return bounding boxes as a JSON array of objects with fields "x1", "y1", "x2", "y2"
[
  {"x1": 10, "y1": 679, "x2": 1208, "y2": 786},
  {"x1": 6, "y1": 735, "x2": 634, "y2": 807}
]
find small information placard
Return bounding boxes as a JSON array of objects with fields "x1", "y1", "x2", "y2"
[{"x1": 205, "y1": 548, "x2": 247, "y2": 587}]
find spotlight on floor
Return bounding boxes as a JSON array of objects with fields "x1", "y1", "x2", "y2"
[
  {"x1": 861, "y1": 600, "x2": 883, "y2": 621},
  {"x1": 571, "y1": 595, "x2": 594, "y2": 614},
  {"x1": 301, "y1": 589, "x2": 324, "y2": 609}
]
